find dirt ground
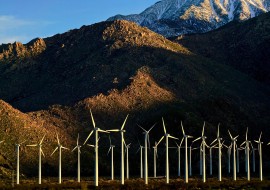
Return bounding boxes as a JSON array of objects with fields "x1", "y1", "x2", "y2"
[{"x1": 1, "y1": 176, "x2": 270, "y2": 190}]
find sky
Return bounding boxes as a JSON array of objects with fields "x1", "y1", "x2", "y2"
[{"x1": 0, "y1": 0, "x2": 157, "y2": 44}]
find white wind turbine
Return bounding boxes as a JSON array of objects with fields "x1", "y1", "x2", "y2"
[
  {"x1": 72, "y1": 133, "x2": 81, "y2": 183},
  {"x1": 107, "y1": 135, "x2": 115, "y2": 180},
  {"x1": 240, "y1": 128, "x2": 251, "y2": 181},
  {"x1": 189, "y1": 142, "x2": 199, "y2": 177},
  {"x1": 136, "y1": 140, "x2": 144, "y2": 179},
  {"x1": 153, "y1": 141, "x2": 158, "y2": 178},
  {"x1": 193, "y1": 122, "x2": 207, "y2": 183},
  {"x1": 83, "y1": 109, "x2": 109, "y2": 187},
  {"x1": 223, "y1": 143, "x2": 232, "y2": 174},
  {"x1": 175, "y1": 138, "x2": 184, "y2": 177},
  {"x1": 210, "y1": 124, "x2": 223, "y2": 181},
  {"x1": 124, "y1": 142, "x2": 131, "y2": 180},
  {"x1": 156, "y1": 118, "x2": 178, "y2": 184},
  {"x1": 181, "y1": 121, "x2": 193, "y2": 183},
  {"x1": 255, "y1": 132, "x2": 263, "y2": 181},
  {"x1": 51, "y1": 133, "x2": 69, "y2": 184},
  {"x1": 250, "y1": 143, "x2": 256, "y2": 172},
  {"x1": 138, "y1": 123, "x2": 156, "y2": 185},
  {"x1": 107, "y1": 115, "x2": 129, "y2": 185},
  {"x1": 228, "y1": 130, "x2": 239, "y2": 181},
  {"x1": 206, "y1": 142, "x2": 218, "y2": 176},
  {"x1": 27, "y1": 135, "x2": 46, "y2": 184},
  {"x1": 15, "y1": 140, "x2": 26, "y2": 185}
]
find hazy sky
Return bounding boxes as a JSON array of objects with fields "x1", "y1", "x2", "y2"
[{"x1": 0, "y1": 0, "x2": 157, "y2": 44}]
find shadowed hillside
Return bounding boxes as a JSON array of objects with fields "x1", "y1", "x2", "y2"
[{"x1": 0, "y1": 19, "x2": 270, "y2": 176}]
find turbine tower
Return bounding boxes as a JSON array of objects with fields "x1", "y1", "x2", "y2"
[
  {"x1": 107, "y1": 135, "x2": 115, "y2": 180},
  {"x1": 15, "y1": 140, "x2": 26, "y2": 185},
  {"x1": 211, "y1": 123, "x2": 223, "y2": 181},
  {"x1": 240, "y1": 128, "x2": 251, "y2": 181},
  {"x1": 181, "y1": 121, "x2": 193, "y2": 183},
  {"x1": 107, "y1": 115, "x2": 129, "y2": 185},
  {"x1": 255, "y1": 132, "x2": 263, "y2": 181},
  {"x1": 51, "y1": 133, "x2": 69, "y2": 184},
  {"x1": 153, "y1": 141, "x2": 158, "y2": 178},
  {"x1": 193, "y1": 122, "x2": 207, "y2": 183},
  {"x1": 228, "y1": 130, "x2": 239, "y2": 181},
  {"x1": 175, "y1": 138, "x2": 184, "y2": 177},
  {"x1": 83, "y1": 109, "x2": 109, "y2": 187},
  {"x1": 124, "y1": 142, "x2": 131, "y2": 179},
  {"x1": 72, "y1": 133, "x2": 81, "y2": 183},
  {"x1": 27, "y1": 135, "x2": 46, "y2": 184},
  {"x1": 136, "y1": 139, "x2": 144, "y2": 179},
  {"x1": 250, "y1": 143, "x2": 256, "y2": 172},
  {"x1": 138, "y1": 123, "x2": 156, "y2": 185},
  {"x1": 156, "y1": 118, "x2": 178, "y2": 184}
]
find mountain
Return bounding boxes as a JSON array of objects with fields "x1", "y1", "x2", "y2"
[
  {"x1": 108, "y1": 0, "x2": 270, "y2": 37},
  {"x1": 0, "y1": 19, "x2": 270, "y2": 176},
  {"x1": 172, "y1": 11, "x2": 270, "y2": 84}
]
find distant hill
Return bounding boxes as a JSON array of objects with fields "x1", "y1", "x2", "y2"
[{"x1": 108, "y1": 0, "x2": 270, "y2": 37}]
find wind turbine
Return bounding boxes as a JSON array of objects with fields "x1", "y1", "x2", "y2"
[
  {"x1": 153, "y1": 141, "x2": 158, "y2": 178},
  {"x1": 107, "y1": 135, "x2": 115, "y2": 180},
  {"x1": 206, "y1": 142, "x2": 218, "y2": 176},
  {"x1": 189, "y1": 142, "x2": 199, "y2": 177},
  {"x1": 228, "y1": 130, "x2": 238, "y2": 181},
  {"x1": 255, "y1": 132, "x2": 263, "y2": 181},
  {"x1": 175, "y1": 138, "x2": 184, "y2": 177},
  {"x1": 107, "y1": 115, "x2": 129, "y2": 185},
  {"x1": 83, "y1": 109, "x2": 109, "y2": 187},
  {"x1": 15, "y1": 140, "x2": 26, "y2": 185},
  {"x1": 240, "y1": 128, "x2": 251, "y2": 181},
  {"x1": 156, "y1": 118, "x2": 178, "y2": 184},
  {"x1": 193, "y1": 122, "x2": 207, "y2": 183},
  {"x1": 223, "y1": 143, "x2": 232, "y2": 174},
  {"x1": 210, "y1": 123, "x2": 223, "y2": 181},
  {"x1": 51, "y1": 133, "x2": 69, "y2": 184},
  {"x1": 136, "y1": 140, "x2": 144, "y2": 179},
  {"x1": 250, "y1": 143, "x2": 256, "y2": 172},
  {"x1": 138, "y1": 123, "x2": 156, "y2": 185},
  {"x1": 27, "y1": 135, "x2": 45, "y2": 184},
  {"x1": 72, "y1": 133, "x2": 81, "y2": 183},
  {"x1": 181, "y1": 121, "x2": 193, "y2": 183},
  {"x1": 124, "y1": 142, "x2": 131, "y2": 180}
]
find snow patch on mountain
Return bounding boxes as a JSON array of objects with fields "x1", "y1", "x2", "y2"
[{"x1": 107, "y1": 0, "x2": 270, "y2": 37}]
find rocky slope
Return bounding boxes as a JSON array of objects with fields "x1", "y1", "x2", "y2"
[
  {"x1": 0, "y1": 19, "x2": 269, "y2": 176},
  {"x1": 108, "y1": 0, "x2": 270, "y2": 37}
]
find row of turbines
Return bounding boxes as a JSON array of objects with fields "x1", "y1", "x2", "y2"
[{"x1": 11, "y1": 110, "x2": 268, "y2": 186}]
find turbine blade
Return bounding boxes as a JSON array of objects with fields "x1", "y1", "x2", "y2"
[
  {"x1": 181, "y1": 121, "x2": 185, "y2": 135},
  {"x1": 246, "y1": 128, "x2": 248, "y2": 141},
  {"x1": 87, "y1": 144, "x2": 95, "y2": 148},
  {"x1": 98, "y1": 129, "x2": 109, "y2": 133},
  {"x1": 217, "y1": 123, "x2": 220, "y2": 137},
  {"x1": 193, "y1": 137, "x2": 201, "y2": 143},
  {"x1": 138, "y1": 125, "x2": 147, "y2": 132},
  {"x1": 147, "y1": 135, "x2": 150, "y2": 150},
  {"x1": 136, "y1": 147, "x2": 140, "y2": 154},
  {"x1": 107, "y1": 147, "x2": 112, "y2": 155},
  {"x1": 235, "y1": 135, "x2": 239, "y2": 139},
  {"x1": 62, "y1": 146, "x2": 69, "y2": 150},
  {"x1": 121, "y1": 115, "x2": 129, "y2": 130},
  {"x1": 51, "y1": 147, "x2": 58, "y2": 156},
  {"x1": 187, "y1": 135, "x2": 193, "y2": 138},
  {"x1": 211, "y1": 139, "x2": 217, "y2": 145},
  {"x1": 83, "y1": 130, "x2": 94, "y2": 145},
  {"x1": 240, "y1": 142, "x2": 245, "y2": 147},
  {"x1": 259, "y1": 132, "x2": 262, "y2": 141},
  {"x1": 90, "y1": 109, "x2": 96, "y2": 128},
  {"x1": 174, "y1": 141, "x2": 179, "y2": 147},
  {"x1": 77, "y1": 133, "x2": 79, "y2": 146},
  {"x1": 56, "y1": 133, "x2": 60, "y2": 145},
  {"x1": 40, "y1": 134, "x2": 46, "y2": 144},
  {"x1": 107, "y1": 129, "x2": 120, "y2": 132},
  {"x1": 156, "y1": 136, "x2": 164, "y2": 146},
  {"x1": 72, "y1": 146, "x2": 78, "y2": 152},
  {"x1": 168, "y1": 135, "x2": 178, "y2": 140},
  {"x1": 267, "y1": 142, "x2": 270, "y2": 145},
  {"x1": 228, "y1": 130, "x2": 233, "y2": 139},
  {"x1": 162, "y1": 117, "x2": 167, "y2": 134},
  {"x1": 26, "y1": 144, "x2": 38, "y2": 147},
  {"x1": 148, "y1": 123, "x2": 156, "y2": 133},
  {"x1": 254, "y1": 140, "x2": 259, "y2": 143},
  {"x1": 41, "y1": 148, "x2": 45, "y2": 157},
  {"x1": 180, "y1": 137, "x2": 184, "y2": 146},
  {"x1": 202, "y1": 121, "x2": 205, "y2": 136}
]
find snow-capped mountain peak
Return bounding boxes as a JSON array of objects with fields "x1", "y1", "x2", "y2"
[{"x1": 107, "y1": 0, "x2": 270, "y2": 37}]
